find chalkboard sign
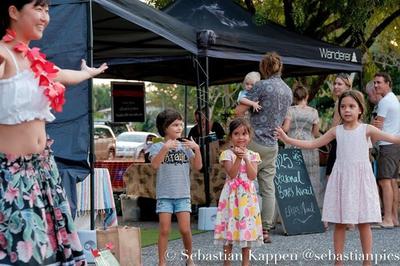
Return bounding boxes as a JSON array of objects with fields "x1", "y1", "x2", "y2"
[
  {"x1": 111, "y1": 82, "x2": 145, "y2": 122},
  {"x1": 274, "y1": 148, "x2": 324, "y2": 235}
]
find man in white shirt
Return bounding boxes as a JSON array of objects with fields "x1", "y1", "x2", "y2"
[{"x1": 372, "y1": 72, "x2": 400, "y2": 228}]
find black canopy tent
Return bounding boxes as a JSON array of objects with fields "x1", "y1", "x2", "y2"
[
  {"x1": 92, "y1": 0, "x2": 363, "y2": 211},
  {"x1": 94, "y1": 0, "x2": 362, "y2": 84},
  {"x1": 36, "y1": 0, "x2": 362, "y2": 229}
]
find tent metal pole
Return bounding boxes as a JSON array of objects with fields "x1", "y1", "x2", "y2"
[
  {"x1": 87, "y1": 0, "x2": 95, "y2": 230},
  {"x1": 194, "y1": 54, "x2": 211, "y2": 206},
  {"x1": 184, "y1": 84, "x2": 188, "y2": 137},
  {"x1": 203, "y1": 55, "x2": 210, "y2": 206},
  {"x1": 194, "y1": 55, "x2": 202, "y2": 132},
  {"x1": 194, "y1": 55, "x2": 211, "y2": 206}
]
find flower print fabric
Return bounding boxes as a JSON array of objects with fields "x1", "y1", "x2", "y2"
[
  {"x1": 214, "y1": 149, "x2": 263, "y2": 247},
  {"x1": 0, "y1": 139, "x2": 85, "y2": 265}
]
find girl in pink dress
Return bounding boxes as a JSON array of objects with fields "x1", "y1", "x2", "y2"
[
  {"x1": 214, "y1": 118, "x2": 263, "y2": 266},
  {"x1": 275, "y1": 90, "x2": 400, "y2": 266}
]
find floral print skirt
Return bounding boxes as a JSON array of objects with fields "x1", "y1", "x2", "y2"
[
  {"x1": 214, "y1": 178, "x2": 263, "y2": 248},
  {"x1": 0, "y1": 139, "x2": 85, "y2": 265}
]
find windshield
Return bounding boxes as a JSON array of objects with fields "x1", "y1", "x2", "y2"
[{"x1": 117, "y1": 134, "x2": 146, "y2": 142}]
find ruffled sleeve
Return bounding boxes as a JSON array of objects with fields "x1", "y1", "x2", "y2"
[{"x1": 219, "y1": 149, "x2": 235, "y2": 165}]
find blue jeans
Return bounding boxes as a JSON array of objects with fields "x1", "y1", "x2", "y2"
[{"x1": 156, "y1": 198, "x2": 191, "y2": 213}]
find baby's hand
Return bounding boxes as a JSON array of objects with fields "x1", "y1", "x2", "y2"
[
  {"x1": 274, "y1": 127, "x2": 288, "y2": 142},
  {"x1": 252, "y1": 101, "x2": 262, "y2": 112}
]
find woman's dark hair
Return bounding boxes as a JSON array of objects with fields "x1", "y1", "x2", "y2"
[
  {"x1": 338, "y1": 90, "x2": 365, "y2": 120},
  {"x1": 228, "y1": 117, "x2": 252, "y2": 137},
  {"x1": 0, "y1": 0, "x2": 50, "y2": 36},
  {"x1": 292, "y1": 83, "x2": 308, "y2": 104},
  {"x1": 156, "y1": 108, "x2": 183, "y2": 137}
]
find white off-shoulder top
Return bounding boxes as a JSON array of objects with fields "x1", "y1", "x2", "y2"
[{"x1": 0, "y1": 45, "x2": 55, "y2": 125}]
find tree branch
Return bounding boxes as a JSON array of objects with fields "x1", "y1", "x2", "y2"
[
  {"x1": 365, "y1": 8, "x2": 400, "y2": 48},
  {"x1": 244, "y1": 0, "x2": 256, "y2": 15},
  {"x1": 347, "y1": 30, "x2": 364, "y2": 48},
  {"x1": 315, "y1": 19, "x2": 343, "y2": 39},
  {"x1": 334, "y1": 28, "x2": 353, "y2": 45},
  {"x1": 283, "y1": 0, "x2": 295, "y2": 30},
  {"x1": 304, "y1": 9, "x2": 331, "y2": 36}
]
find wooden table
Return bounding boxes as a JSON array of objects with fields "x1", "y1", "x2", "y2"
[{"x1": 123, "y1": 163, "x2": 226, "y2": 205}]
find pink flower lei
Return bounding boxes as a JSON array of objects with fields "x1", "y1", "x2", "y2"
[{"x1": 2, "y1": 29, "x2": 65, "y2": 112}]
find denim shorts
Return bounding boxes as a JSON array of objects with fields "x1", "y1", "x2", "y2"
[{"x1": 156, "y1": 198, "x2": 191, "y2": 214}]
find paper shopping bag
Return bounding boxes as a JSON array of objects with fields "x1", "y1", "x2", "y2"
[{"x1": 96, "y1": 226, "x2": 142, "y2": 266}]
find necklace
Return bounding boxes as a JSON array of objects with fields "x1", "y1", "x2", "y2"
[{"x1": 2, "y1": 29, "x2": 65, "y2": 112}]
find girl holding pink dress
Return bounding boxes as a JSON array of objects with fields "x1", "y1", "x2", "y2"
[
  {"x1": 275, "y1": 90, "x2": 400, "y2": 266},
  {"x1": 214, "y1": 118, "x2": 263, "y2": 266}
]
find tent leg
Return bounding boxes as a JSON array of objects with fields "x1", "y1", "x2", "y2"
[
  {"x1": 87, "y1": 0, "x2": 95, "y2": 230},
  {"x1": 184, "y1": 84, "x2": 188, "y2": 137},
  {"x1": 193, "y1": 55, "x2": 211, "y2": 206}
]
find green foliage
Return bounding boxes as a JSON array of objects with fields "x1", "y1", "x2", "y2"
[
  {"x1": 92, "y1": 83, "x2": 111, "y2": 112},
  {"x1": 145, "y1": 0, "x2": 172, "y2": 9},
  {"x1": 312, "y1": 82, "x2": 335, "y2": 132},
  {"x1": 145, "y1": 82, "x2": 242, "y2": 131},
  {"x1": 146, "y1": 83, "x2": 198, "y2": 121},
  {"x1": 253, "y1": 0, "x2": 284, "y2": 25},
  {"x1": 134, "y1": 111, "x2": 157, "y2": 132}
]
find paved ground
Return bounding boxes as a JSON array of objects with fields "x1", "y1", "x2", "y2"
[{"x1": 132, "y1": 221, "x2": 400, "y2": 265}]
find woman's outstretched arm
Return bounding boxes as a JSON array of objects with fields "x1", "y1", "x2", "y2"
[{"x1": 55, "y1": 59, "x2": 108, "y2": 85}]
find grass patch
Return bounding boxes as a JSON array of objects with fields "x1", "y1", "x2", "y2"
[{"x1": 141, "y1": 228, "x2": 205, "y2": 247}]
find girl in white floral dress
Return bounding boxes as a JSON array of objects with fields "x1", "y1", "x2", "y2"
[{"x1": 214, "y1": 118, "x2": 263, "y2": 266}]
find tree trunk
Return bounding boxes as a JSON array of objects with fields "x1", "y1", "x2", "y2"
[{"x1": 309, "y1": 75, "x2": 327, "y2": 102}]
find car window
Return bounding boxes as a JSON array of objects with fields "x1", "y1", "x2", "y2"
[
  {"x1": 95, "y1": 128, "x2": 105, "y2": 138},
  {"x1": 112, "y1": 125, "x2": 128, "y2": 136},
  {"x1": 95, "y1": 128, "x2": 113, "y2": 139},
  {"x1": 117, "y1": 134, "x2": 146, "y2": 142},
  {"x1": 103, "y1": 129, "x2": 113, "y2": 138}
]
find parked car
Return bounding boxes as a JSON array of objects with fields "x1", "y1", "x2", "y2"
[
  {"x1": 94, "y1": 121, "x2": 134, "y2": 136},
  {"x1": 116, "y1": 132, "x2": 158, "y2": 159},
  {"x1": 94, "y1": 125, "x2": 116, "y2": 160}
]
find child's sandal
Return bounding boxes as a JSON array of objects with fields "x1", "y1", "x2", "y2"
[{"x1": 262, "y1": 228, "x2": 272, "y2": 244}]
